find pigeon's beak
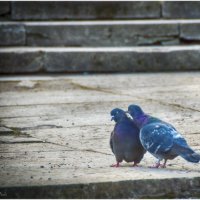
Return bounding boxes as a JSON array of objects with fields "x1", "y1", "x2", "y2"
[{"x1": 111, "y1": 116, "x2": 114, "y2": 121}]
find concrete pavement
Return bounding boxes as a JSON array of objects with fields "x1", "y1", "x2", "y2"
[{"x1": 0, "y1": 72, "x2": 200, "y2": 198}]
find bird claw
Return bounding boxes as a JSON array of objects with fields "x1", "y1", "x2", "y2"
[
  {"x1": 149, "y1": 161, "x2": 167, "y2": 168},
  {"x1": 110, "y1": 163, "x2": 120, "y2": 167},
  {"x1": 160, "y1": 164, "x2": 166, "y2": 168},
  {"x1": 149, "y1": 163, "x2": 160, "y2": 168},
  {"x1": 149, "y1": 165, "x2": 160, "y2": 168},
  {"x1": 132, "y1": 163, "x2": 139, "y2": 167}
]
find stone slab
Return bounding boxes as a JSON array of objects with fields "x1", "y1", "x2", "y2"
[
  {"x1": 0, "y1": 73, "x2": 200, "y2": 198},
  {"x1": 0, "y1": 24, "x2": 25, "y2": 46},
  {"x1": 0, "y1": 2, "x2": 10, "y2": 16},
  {"x1": 0, "y1": 50, "x2": 44, "y2": 73},
  {"x1": 3, "y1": 20, "x2": 200, "y2": 47},
  {"x1": 1, "y1": 46, "x2": 200, "y2": 73},
  {"x1": 180, "y1": 23, "x2": 200, "y2": 41},
  {"x1": 25, "y1": 22, "x2": 178, "y2": 47},
  {"x1": 11, "y1": 2, "x2": 161, "y2": 20},
  {"x1": 163, "y1": 2, "x2": 200, "y2": 19}
]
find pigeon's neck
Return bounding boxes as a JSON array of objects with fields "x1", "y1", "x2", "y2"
[
  {"x1": 117, "y1": 115, "x2": 130, "y2": 123},
  {"x1": 135, "y1": 114, "x2": 149, "y2": 128}
]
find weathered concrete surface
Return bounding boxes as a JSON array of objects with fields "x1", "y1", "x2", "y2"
[
  {"x1": 0, "y1": 73, "x2": 200, "y2": 198},
  {"x1": 0, "y1": 2, "x2": 10, "y2": 15},
  {"x1": 180, "y1": 23, "x2": 200, "y2": 41},
  {"x1": 3, "y1": 20, "x2": 200, "y2": 47},
  {"x1": 163, "y1": 2, "x2": 200, "y2": 19},
  {"x1": 11, "y1": 2, "x2": 160, "y2": 20},
  {"x1": 0, "y1": 24, "x2": 25, "y2": 46},
  {"x1": 0, "y1": 2, "x2": 10, "y2": 21},
  {"x1": 25, "y1": 21, "x2": 179, "y2": 47},
  {"x1": 5, "y1": 2, "x2": 200, "y2": 21},
  {"x1": 1, "y1": 46, "x2": 200, "y2": 73},
  {"x1": 0, "y1": 49, "x2": 44, "y2": 73}
]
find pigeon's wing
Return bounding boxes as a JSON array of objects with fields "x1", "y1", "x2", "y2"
[
  {"x1": 173, "y1": 134, "x2": 188, "y2": 148},
  {"x1": 140, "y1": 123, "x2": 174, "y2": 155},
  {"x1": 166, "y1": 126, "x2": 194, "y2": 150},
  {"x1": 110, "y1": 131, "x2": 114, "y2": 154}
]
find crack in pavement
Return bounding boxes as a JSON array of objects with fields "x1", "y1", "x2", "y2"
[
  {"x1": 0, "y1": 124, "x2": 112, "y2": 156},
  {"x1": 66, "y1": 79, "x2": 119, "y2": 95},
  {"x1": 44, "y1": 140, "x2": 112, "y2": 156},
  {"x1": 0, "y1": 100, "x2": 136, "y2": 108},
  {"x1": 0, "y1": 149, "x2": 75, "y2": 154},
  {"x1": 1, "y1": 78, "x2": 200, "y2": 113},
  {"x1": 1, "y1": 81, "x2": 199, "y2": 158},
  {"x1": 141, "y1": 97, "x2": 200, "y2": 113},
  {"x1": 65, "y1": 81, "x2": 200, "y2": 113},
  {"x1": 105, "y1": 89, "x2": 200, "y2": 113},
  {"x1": 0, "y1": 141, "x2": 44, "y2": 144},
  {"x1": 20, "y1": 124, "x2": 63, "y2": 131}
]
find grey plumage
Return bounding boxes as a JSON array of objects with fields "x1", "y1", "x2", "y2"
[{"x1": 128, "y1": 104, "x2": 200, "y2": 168}]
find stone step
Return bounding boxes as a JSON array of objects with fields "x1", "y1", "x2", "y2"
[
  {"x1": 163, "y1": 2, "x2": 200, "y2": 19},
  {"x1": 1, "y1": 2, "x2": 200, "y2": 21},
  {"x1": 1, "y1": 46, "x2": 200, "y2": 73},
  {"x1": 1, "y1": 177, "x2": 200, "y2": 198},
  {"x1": 1, "y1": 20, "x2": 200, "y2": 47},
  {"x1": 10, "y1": 2, "x2": 161, "y2": 20}
]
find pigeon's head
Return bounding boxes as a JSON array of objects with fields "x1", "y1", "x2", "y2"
[
  {"x1": 128, "y1": 104, "x2": 145, "y2": 119},
  {"x1": 110, "y1": 108, "x2": 126, "y2": 122}
]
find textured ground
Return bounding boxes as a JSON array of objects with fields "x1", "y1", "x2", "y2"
[{"x1": 0, "y1": 72, "x2": 200, "y2": 198}]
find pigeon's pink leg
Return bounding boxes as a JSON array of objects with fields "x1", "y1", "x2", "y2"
[
  {"x1": 132, "y1": 162, "x2": 139, "y2": 167},
  {"x1": 160, "y1": 159, "x2": 167, "y2": 168},
  {"x1": 149, "y1": 159, "x2": 161, "y2": 168},
  {"x1": 149, "y1": 163, "x2": 160, "y2": 168},
  {"x1": 110, "y1": 162, "x2": 120, "y2": 167}
]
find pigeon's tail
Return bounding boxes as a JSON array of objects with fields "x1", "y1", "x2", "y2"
[
  {"x1": 180, "y1": 152, "x2": 200, "y2": 163},
  {"x1": 173, "y1": 138, "x2": 200, "y2": 163},
  {"x1": 178, "y1": 148, "x2": 200, "y2": 163}
]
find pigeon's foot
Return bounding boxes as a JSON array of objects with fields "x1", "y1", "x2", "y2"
[
  {"x1": 132, "y1": 162, "x2": 139, "y2": 167},
  {"x1": 160, "y1": 164, "x2": 167, "y2": 168},
  {"x1": 110, "y1": 162, "x2": 120, "y2": 167},
  {"x1": 149, "y1": 159, "x2": 167, "y2": 168},
  {"x1": 160, "y1": 159, "x2": 167, "y2": 168},
  {"x1": 149, "y1": 163, "x2": 160, "y2": 168}
]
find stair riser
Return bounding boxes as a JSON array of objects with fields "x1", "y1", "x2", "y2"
[
  {"x1": 1, "y1": 22, "x2": 200, "y2": 47},
  {"x1": 10, "y1": 2, "x2": 160, "y2": 20},
  {"x1": 2, "y1": 2, "x2": 200, "y2": 20},
  {"x1": 163, "y1": 2, "x2": 200, "y2": 19},
  {"x1": 1, "y1": 48, "x2": 200, "y2": 73},
  {"x1": 25, "y1": 23, "x2": 179, "y2": 47}
]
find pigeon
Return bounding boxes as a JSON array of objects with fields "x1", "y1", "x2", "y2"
[
  {"x1": 110, "y1": 108, "x2": 146, "y2": 167},
  {"x1": 128, "y1": 104, "x2": 200, "y2": 168}
]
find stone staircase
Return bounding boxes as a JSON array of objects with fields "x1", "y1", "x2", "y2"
[{"x1": 1, "y1": 1, "x2": 200, "y2": 73}]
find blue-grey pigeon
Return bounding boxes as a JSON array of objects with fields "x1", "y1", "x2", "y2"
[
  {"x1": 110, "y1": 108, "x2": 146, "y2": 167},
  {"x1": 128, "y1": 104, "x2": 200, "y2": 168}
]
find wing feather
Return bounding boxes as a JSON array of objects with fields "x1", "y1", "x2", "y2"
[{"x1": 140, "y1": 123, "x2": 174, "y2": 155}]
